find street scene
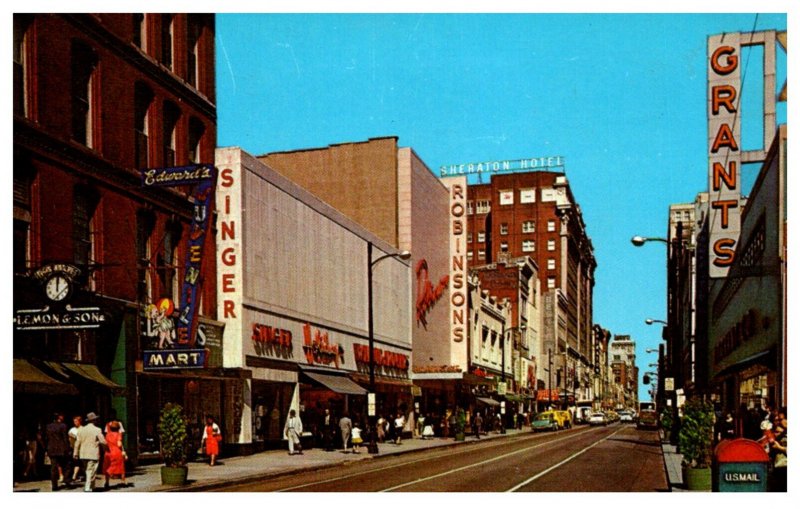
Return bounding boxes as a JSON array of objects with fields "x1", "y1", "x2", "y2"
[{"x1": 11, "y1": 8, "x2": 790, "y2": 498}]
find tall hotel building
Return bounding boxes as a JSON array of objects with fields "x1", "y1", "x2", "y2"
[{"x1": 465, "y1": 170, "x2": 597, "y2": 405}]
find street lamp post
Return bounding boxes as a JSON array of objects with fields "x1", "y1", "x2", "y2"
[{"x1": 367, "y1": 242, "x2": 411, "y2": 455}]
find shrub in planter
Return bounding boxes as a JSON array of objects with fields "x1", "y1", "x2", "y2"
[
  {"x1": 158, "y1": 403, "x2": 189, "y2": 485},
  {"x1": 454, "y1": 408, "x2": 466, "y2": 441},
  {"x1": 678, "y1": 397, "x2": 714, "y2": 491},
  {"x1": 660, "y1": 407, "x2": 674, "y2": 441}
]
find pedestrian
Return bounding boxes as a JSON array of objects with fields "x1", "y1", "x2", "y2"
[
  {"x1": 339, "y1": 413, "x2": 353, "y2": 452},
  {"x1": 104, "y1": 409, "x2": 126, "y2": 437},
  {"x1": 770, "y1": 415, "x2": 787, "y2": 492},
  {"x1": 473, "y1": 411, "x2": 483, "y2": 439},
  {"x1": 45, "y1": 413, "x2": 71, "y2": 490},
  {"x1": 351, "y1": 423, "x2": 363, "y2": 454},
  {"x1": 102, "y1": 420, "x2": 127, "y2": 488},
  {"x1": 376, "y1": 415, "x2": 387, "y2": 443},
  {"x1": 73, "y1": 412, "x2": 107, "y2": 492},
  {"x1": 284, "y1": 409, "x2": 303, "y2": 455},
  {"x1": 321, "y1": 408, "x2": 336, "y2": 451},
  {"x1": 68, "y1": 415, "x2": 84, "y2": 483},
  {"x1": 202, "y1": 416, "x2": 222, "y2": 466},
  {"x1": 394, "y1": 412, "x2": 406, "y2": 444},
  {"x1": 21, "y1": 428, "x2": 40, "y2": 480}
]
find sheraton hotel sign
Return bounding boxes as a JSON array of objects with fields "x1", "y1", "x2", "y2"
[{"x1": 440, "y1": 156, "x2": 565, "y2": 177}]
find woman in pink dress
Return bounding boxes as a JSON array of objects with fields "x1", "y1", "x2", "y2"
[{"x1": 103, "y1": 421, "x2": 126, "y2": 488}]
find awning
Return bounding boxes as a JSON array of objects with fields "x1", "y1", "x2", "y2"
[
  {"x1": 13, "y1": 359, "x2": 78, "y2": 395},
  {"x1": 302, "y1": 370, "x2": 367, "y2": 395},
  {"x1": 61, "y1": 362, "x2": 124, "y2": 390},
  {"x1": 476, "y1": 397, "x2": 500, "y2": 406},
  {"x1": 713, "y1": 349, "x2": 774, "y2": 381},
  {"x1": 350, "y1": 373, "x2": 412, "y2": 387}
]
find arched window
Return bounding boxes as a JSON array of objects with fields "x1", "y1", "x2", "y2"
[
  {"x1": 188, "y1": 117, "x2": 205, "y2": 164},
  {"x1": 163, "y1": 101, "x2": 180, "y2": 166},
  {"x1": 73, "y1": 185, "x2": 99, "y2": 270},
  {"x1": 133, "y1": 13, "x2": 147, "y2": 50},
  {"x1": 13, "y1": 15, "x2": 33, "y2": 118}
]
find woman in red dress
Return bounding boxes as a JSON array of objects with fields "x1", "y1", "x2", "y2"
[
  {"x1": 202, "y1": 416, "x2": 221, "y2": 466},
  {"x1": 103, "y1": 421, "x2": 126, "y2": 488}
]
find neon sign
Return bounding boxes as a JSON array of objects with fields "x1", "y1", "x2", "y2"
[{"x1": 415, "y1": 259, "x2": 448, "y2": 329}]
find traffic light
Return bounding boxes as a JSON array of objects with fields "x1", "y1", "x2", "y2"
[{"x1": 643, "y1": 374, "x2": 651, "y2": 385}]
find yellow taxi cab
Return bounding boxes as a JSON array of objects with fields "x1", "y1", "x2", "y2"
[{"x1": 554, "y1": 410, "x2": 572, "y2": 429}]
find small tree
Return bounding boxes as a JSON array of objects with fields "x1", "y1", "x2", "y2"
[
  {"x1": 158, "y1": 403, "x2": 189, "y2": 468},
  {"x1": 678, "y1": 398, "x2": 715, "y2": 468},
  {"x1": 660, "y1": 406, "x2": 673, "y2": 431}
]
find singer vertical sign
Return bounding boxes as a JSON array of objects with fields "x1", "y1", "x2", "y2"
[{"x1": 707, "y1": 34, "x2": 743, "y2": 277}]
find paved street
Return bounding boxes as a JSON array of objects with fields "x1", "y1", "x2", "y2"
[{"x1": 213, "y1": 423, "x2": 667, "y2": 492}]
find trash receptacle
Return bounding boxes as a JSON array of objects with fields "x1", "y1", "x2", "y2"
[{"x1": 714, "y1": 438, "x2": 769, "y2": 492}]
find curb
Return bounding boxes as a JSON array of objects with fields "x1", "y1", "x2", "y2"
[{"x1": 163, "y1": 431, "x2": 528, "y2": 492}]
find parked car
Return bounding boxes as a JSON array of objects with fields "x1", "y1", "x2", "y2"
[
  {"x1": 588, "y1": 412, "x2": 608, "y2": 426},
  {"x1": 531, "y1": 411, "x2": 560, "y2": 432},
  {"x1": 636, "y1": 409, "x2": 659, "y2": 430},
  {"x1": 575, "y1": 406, "x2": 592, "y2": 424},
  {"x1": 605, "y1": 410, "x2": 619, "y2": 423},
  {"x1": 619, "y1": 411, "x2": 634, "y2": 423}
]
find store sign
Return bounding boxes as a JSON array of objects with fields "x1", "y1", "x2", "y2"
[
  {"x1": 15, "y1": 305, "x2": 106, "y2": 330},
  {"x1": 444, "y1": 177, "x2": 468, "y2": 354},
  {"x1": 251, "y1": 322, "x2": 293, "y2": 358},
  {"x1": 353, "y1": 344, "x2": 410, "y2": 371},
  {"x1": 415, "y1": 258, "x2": 449, "y2": 329},
  {"x1": 143, "y1": 349, "x2": 206, "y2": 369},
  {"x1": 302, "y1": 323, "x2": 342, "y2": 368},
  {"x1": 141, "y1": 163, "x2": 217, "y2": 346},
  {"x1": 713, "y1": 308, "x2": 765, "y2": 362},
  {"x1": 440, "y1": 156, "x2": 565, "y2": 177}
]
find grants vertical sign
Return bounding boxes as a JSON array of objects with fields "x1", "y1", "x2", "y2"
[
  {"x1": 215, "y1": 149, "x2": 244, "y2": 365},
  {"x1": 442, "y1": 176, "x2": 468, "y2": 370},
  {"x1": 707, "y1": 34, "x2": 743, "y2": 277}
]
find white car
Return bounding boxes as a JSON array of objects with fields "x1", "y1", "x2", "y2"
[
  {"x1": 588, "y1": 412, "x2": 608, "y2": 426},
  {"x1": 619, "y1": 412, "x2": 634, "y2": 423}
]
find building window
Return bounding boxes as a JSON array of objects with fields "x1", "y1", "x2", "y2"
[
  {"x1": 500, "y1": 241, "x2": 508, "y2": 252},
  {"x1": 467, "y1": 201, "x2": 474, "y2": 215},
  {"x1": 520, "y1": 188, "x2": 536, "y2": 203},
  {"x1": 163, "y1": 101, "x2": 180, "y2": 167},
  {"x1": 133, "y1": 14, "x2": 147, "y2": 50},
  {"x1": 188, "y1": 117, "x2": 205, "y2": 164},
  {"x1": 71, "y1": 40, "x2": 98, "y2": 148},
  {"x1": 13, "y1": 161, "x2": 34, "y2": 274},
  {"x1": 500, "y1": 223, "x2": 508, "y2": 235},
  {"x1": 467, "y1": 232, "x2": 473, "y2": 243},
  {"x1": 477, "y1": 231, "x2": 485, "y2": 243},
  {"x1": 547, "y1": 239, "x2": 556, "y2": 251},
  {"x1": 499, "y1": 190, "x2": 514, "y2": 206},
  {"x1": 73, "y1": 186, "x2": 99, "y2": 274},
  {"x1": 522, "y1": 240, "x2": 535, "y2": 252},
  {"x1": 134, "y1": 83, "x2": 153, "y2": 169},
  {"x1": 547, "y1": 219, "x2": 556, "y2": 232},
  {"x1": 547, "y1": 277, "x2": 556, "y2": 289},
  {"x1": 467, "y1": 251, "x2": 474, "y2": 262},
  {"x1": 476, "y1": 200, "x2": 490, "y2": 214},
  {"x1": 478, "y1": 249, "x2": 485, "y2": 261},
  {"x1": 136, "y1": 210, "x2": 155, "y2": 302},
  {"x1": 547, "y1": 258, "x2": 556, "y2": 270},
  {"x1": 159, "y1": 222, "x2": 182, "y2": 300},
  {"x1": 14, "y1": 15, "x2": 32, "y2": 118},
  {"x1": 522, "y1": 220, "x2": 535, "y2": 233},
  {"x1": 161, "y1": 15, "x2": 174, "y2": 69},
  {"x1": 187, "y1": 15, "x2": 202, "y2": 88}
]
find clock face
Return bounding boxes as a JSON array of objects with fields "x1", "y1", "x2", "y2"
[{"x1": 45, "y1": 274, "x2": 70, "y2": 302}]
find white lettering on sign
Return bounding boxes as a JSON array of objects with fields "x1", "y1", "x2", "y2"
[
  {"x1": 723, "y1": 472, "x2": 761, "y2": 482},
  {"x1": 439, "y1": 156, "x2": 565, "y2": 177}
]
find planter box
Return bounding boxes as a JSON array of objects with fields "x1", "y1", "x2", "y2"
[
  {"x1": 684, "y1": 466, "x2": 712, "y2": 491},
  {"x1": 160, "y1": 465, "x2": 189, "y2": 485}
]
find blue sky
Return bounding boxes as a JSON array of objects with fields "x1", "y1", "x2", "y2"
[{"x1": 215, "y1": 12, "x2": 788, "y2": 401}]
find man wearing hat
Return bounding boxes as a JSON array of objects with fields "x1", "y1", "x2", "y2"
[{"x1": 73, "y1": 412, "x2": 107, "y2": 492}]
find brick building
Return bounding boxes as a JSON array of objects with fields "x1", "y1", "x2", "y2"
[
  {"x1": 466, "y1": 171, "x2": 596, "y2": 407},
  {"x1": 13, "y1": 14, "x2": 222, "y2": 465}
]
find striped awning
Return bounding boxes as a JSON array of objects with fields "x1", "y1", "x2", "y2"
[{"x1": 302, "y1": 370, "x2": 367, "y2": 395}]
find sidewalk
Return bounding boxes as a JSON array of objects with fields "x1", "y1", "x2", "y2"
[
  {"x1": 660, "y1": 431, "x2": 686, "y2": 492},
  {"x1": 13, "y1": 428, "x2": 529, "y2": 493}
]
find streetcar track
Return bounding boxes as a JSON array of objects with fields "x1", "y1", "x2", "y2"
[
  {"x1": 380, "y1": 426, "x2": 609, "y2": 492},
  {"x1": 274, "y1": 426, "x2": 598, "y2": 492},
  {"x1": 506, "y1": 425, "x2": 627, "y2": 492}
]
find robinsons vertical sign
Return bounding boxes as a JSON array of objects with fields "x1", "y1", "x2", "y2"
[{"x1": 442, "y1": 176, "x2": 468, "y2": 370}]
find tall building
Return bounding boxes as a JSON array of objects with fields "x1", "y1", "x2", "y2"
[
  {"x1": 466, "y1": 170, "x2": 596, "y2": 408},
  {"x1": 609, "y1": 335, "x2": 638, "y2": 409},
  {"x1": 13, "y1": 14, "x2": 220, "y2": 463}
]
